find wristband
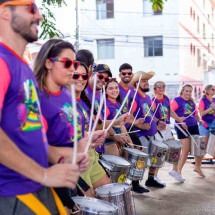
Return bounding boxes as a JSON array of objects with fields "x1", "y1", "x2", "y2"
[{"x1": 57, "y1": 156, "x2": 65, "y2": 164}]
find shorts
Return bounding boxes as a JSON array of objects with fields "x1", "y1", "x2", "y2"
[
  {"x1": 80, "y1": 149, "x2": 106, "y2": 188},
  {"x1": 175, "y1": 124, "x2": 199, "y2": 139},
  {"x1": 0, "y1": 187, "x2": 58, "y2": 215},
  {"x1": 104, "y1": 127, "x2": 121, "y2": 146}
]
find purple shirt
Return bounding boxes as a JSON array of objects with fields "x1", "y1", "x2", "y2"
[
  {"x1": 152, "y1": 95, "x2": 170, "y2": 124},
  {"x1": 39, "y1": 87, "x2": 84, "y2": 147},
  {"x1": 172, "y1": 96, "x2": 197, "y2": 126},
  {"x1": 132, "y1": 92, "x2": 157, "y2": 137},
  {"x1": 0, "y1": 43, "x2": 48, "y2": 196},
  {"x1": 199, "y1": 96, "x2": 215, "y2": 123}
]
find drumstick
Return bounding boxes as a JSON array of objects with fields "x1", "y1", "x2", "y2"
[
  {"x1": 102, "y1": 86, "x2": 107, "y2": 130},
  {"x1": 185, "y1": 129, "x2": 198, "y2": 147},
  {"x1": 126, "y1": 142, "x2": 147, "y2": 149},
  {"x1": 88, "y1": 74, "x2": 97, "y2": 133},
  {"x1": 128, "y1": 108, "x2": 140, "y2": 132},
  {"x1": 184, "y1": 107, "x2": 197, "y2": 119},
  {"x1": 114, "y1": 130, "x2": 141, "y2": 136},
  {"x1": 84, "y1": 92, "x2": 104, "y2": 154},
  {"x1": 105, "y1": 90, "x2": 131, "y2": 132},
  {"x1": 143, "y1": 97, "x2": 156, "y2": 121},
  {"x1": 150, "y1": 103, "x2": 160, "y2": 124},
  {"x1": 128, "y1": 75, "x2": 142, "y2": 114},
  {"x1": 71, "y1": 84, "x2": 78, "y2": 165},
  {"x1": 174, "y1": 123, "x2": 189, "y2": 137}
]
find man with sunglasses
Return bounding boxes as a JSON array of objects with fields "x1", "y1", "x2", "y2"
[
  {"x1": 118, "y1": 63, "x2": 150, "y2": 193},
  {"x1": 0, "y1": 1, "x2": 80, "y2": 214}
]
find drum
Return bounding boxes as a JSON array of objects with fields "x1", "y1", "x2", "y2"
[
  {"x1": 95, "y1": 183, "x2": 134, "y2": 215},
  {"x1": 164, "y1": 139, "x2": 182, "y2": 164},
  {"x1": 72, "y1": 197, "x2": 118, "y2": 215},
  {"x1": 122, "y1": 147, "x2": 148, "y2": 180},
  {"x1": 139, "y1": 136, "x2": 151, "y2": 154},
  {"x1": 148, "y1": 140, "x2": 168, "y2": 167},
  {"x1": 190, "y1": 135, "x2": 206, "y2": 157},
  {"x1": 206, "y1": 131, "x2": 215, "y2": 156},
  {"x1": 99, "y1": 154, "x2": 131, "y2": 183}
]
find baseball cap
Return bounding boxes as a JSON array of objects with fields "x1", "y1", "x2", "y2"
[{"x1": 93, "y1": 64, "x2": 112, "y2": 77}]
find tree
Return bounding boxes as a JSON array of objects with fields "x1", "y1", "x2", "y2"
[{"x1": 40, "y1": 0, "x2": 167, "y2": 39}]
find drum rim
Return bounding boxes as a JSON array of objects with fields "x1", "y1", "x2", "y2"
[
  {"x1": 122, "y1": 147, "x2": 148, "y2": 156},
  {"x1": 72, "y1": 196, "x2": 118, "y2": 213},
  {"x1": 101, "y1": 154, "x2": 131, "y2": 167},
  {"x1": 95, "y1": 183, "x2": 131, "y2": 197}
]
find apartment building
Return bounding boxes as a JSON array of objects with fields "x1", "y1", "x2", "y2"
[{"x1": 77, "y1": 0, "x2": 215, "y2": 99}]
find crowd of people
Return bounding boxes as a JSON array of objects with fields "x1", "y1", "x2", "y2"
[{"x1": 0, "y1": 0, "x2": 214, "y2": 214}]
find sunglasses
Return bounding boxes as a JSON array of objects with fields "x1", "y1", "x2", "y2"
[
  {"x1": 97, "y1": 74, "x2": 110, "y2": 82},
  {"x1": 72, "y1": 73, "x2": 89, "y2": 80},
  {"x1": 49, "y1": 57, "x2": 80, "y2": 70},
  {"x1": 157, "y1": 85, "x2": 165, "y2": 89},
  {"x1": 121, "y1": 72, "x2": 132, "y2": 76},
  {"x1": 0, "y1": 1, "x2": 39, "y2": 15},
  {"x1": 211, "y1": 88, "x2": 215, "y2": 91}
]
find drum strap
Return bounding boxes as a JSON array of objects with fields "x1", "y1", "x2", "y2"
[
  {"x1": 145, "y1": 135, "x2": 151, "y2": 141},
  {"x1": 16, "y1": 188, "x2": 66, "y2": 215},
  {"x1": 157, "y1": 130, "x2": 164, "y2": 139}
]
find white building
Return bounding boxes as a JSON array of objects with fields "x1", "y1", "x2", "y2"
[{"x1": 77, "y1": 0, "x2": 215, "y2": 99}]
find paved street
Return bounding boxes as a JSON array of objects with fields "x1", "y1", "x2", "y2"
[{"x1": 134, "y1": 157, "x2": 215, "y2": 215}]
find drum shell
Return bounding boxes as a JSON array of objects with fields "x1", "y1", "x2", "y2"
[
  {"x1": 148, "y1": 140, "x2": 168, "y2": 168},
  {"x1": 163, "y1": 139, "x2": 182, "y2": 164},
  {"x1": 72, "y1": 197, "x2": 118, "y2": 215},
  {"x1": 99, "y1": 154, "x2": 131, "y2": 183},
  {"x1": 122, "y1": 147, "x2": 148, "y2": 180},
  {"x1": 206, "y1": 132, "x2": 215, "y2": 156},
  {"x1": 190, "y1": 135, "x2": 206, "y2": 157},
  {"x1": 95, "y1": 183, "x2": 134, "y2": 215},
  {"x1": 139, "y1": 136, "x2": 151, "y2": 154}
]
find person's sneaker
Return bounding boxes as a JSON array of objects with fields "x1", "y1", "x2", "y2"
[
  {"x1": 168, "y1": 169, "x2": 185, "y2": 183},
  {"x1": 132, "y1": 181, "x2": 150, "y2": 193},
  {"x1": 154, "y1": 176, "x2": 166, "y2": 187},
  {"x1": 145, "y1": 177, "x2": 165, "y2": 188}
]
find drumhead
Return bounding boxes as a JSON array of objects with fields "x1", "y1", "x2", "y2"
[
  {"x1": 123, "y1": 147, "x2": 148, "y2": 156},
  {"x1": 101, "y1": 154, "x2": 131, "y2": 167},
  {"x1": 72, "y1": 197, "x2": 117, "y2": 213},
  {"x1": 152, "y1": 140, "x2": 168, "y2": 149},
  {"x1": 164, "y1": 139, "x2": 182, "y2": 148},
  {"x1": 95, "y1": 183, "x2": 131, "y2": 197}
]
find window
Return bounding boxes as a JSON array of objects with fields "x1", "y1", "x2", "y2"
[
  {"x1": 97, "y1": 39, "x2": 114, "y2": 59},
  {"x1": 197, "y1": 49, "x2": 201, "y2": 67},
  {"x1": 144, "y1": 36, "x2": 163, "y2": 57},
  {"x1": 96, "y1": 0, "x2": 114, "y2": 19},
  {"x1": 197, "y1": 16, "x2": 200, "y2": 33}
]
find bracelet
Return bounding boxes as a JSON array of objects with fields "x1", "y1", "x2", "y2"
[
  {"x1": 42, "y1": 168, "x2": 47, "y2": 185},
  {"x1": 57, "y1": 156, "x2": 65, "y2": 164}
]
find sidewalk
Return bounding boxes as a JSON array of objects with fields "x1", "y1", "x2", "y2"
[{"x1": 134, "y1": 158, "x2": 215, "y2": 215}]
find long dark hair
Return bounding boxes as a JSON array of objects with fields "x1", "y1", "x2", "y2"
[
  {"x1": 33, "y1": 39, "x2": 75, "y2": 91},
  {"x1": 105, "y1": 79, "x2": 121, "y2": 103}
]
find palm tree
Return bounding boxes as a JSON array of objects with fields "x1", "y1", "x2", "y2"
[{"x1": 41, "y1": 0, "x2": 167, "y2": 39}]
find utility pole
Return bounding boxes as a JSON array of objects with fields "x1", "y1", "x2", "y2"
[{"x1": 75, "y1": 0, "x2": 79, "y2": 51}]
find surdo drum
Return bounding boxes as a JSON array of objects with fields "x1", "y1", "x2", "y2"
[
  {"x1": 99, "y1": 154, "x2": 131, "y2": 183},
  {"x1": 206, "y1": 131, "x2": 215, "y2": 156}
]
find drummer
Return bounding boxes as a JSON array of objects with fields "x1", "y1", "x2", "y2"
[
  {"x1": 171, "y1": 84, "x2": 205, "y2": 178},
  {"x1": 130, "y1": 71, "x2": 165, "y2": 188},
  {"x1": 152, "y1": 81, "x2": 185, "y2": 183},
  {"x1": 118, "y1": 63, "x2": 150, "y2": 193},
  {"x1": 198, "y1": 85, "x2": 215, "y2": 175}
]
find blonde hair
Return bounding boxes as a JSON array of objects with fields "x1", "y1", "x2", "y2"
[
  {"x1": 179, "y1": 84, "x2": 194, "y2": 101},
  {"x1": 203, "y1": 84, "x2": 214, "y2": 96}
]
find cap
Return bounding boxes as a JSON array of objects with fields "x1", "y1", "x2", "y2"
[{"x1": 93, "y1": 64, "x2": 112, "y2": 77}]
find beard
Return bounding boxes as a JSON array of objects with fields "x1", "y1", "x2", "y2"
[
  {"x1": 122, "y1": 77, "x2": 131, "y2": 84},
  {"x1": 140, "y1": 87, "x2": 150, "y2": 93},
  {"x1": 11, "y1": 13, "x2": 39, "y2": 43}
]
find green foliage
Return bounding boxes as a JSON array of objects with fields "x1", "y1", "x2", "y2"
[
  {"x1": 39, "y1": 0, "x2": 67, "y2": 39},
  {"x1": 149, "y1": 0, "x2": 167, "y2": 11}
]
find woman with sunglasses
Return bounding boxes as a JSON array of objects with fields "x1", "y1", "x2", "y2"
[
  {"x1": 104, "y1": 78, "x2": 133, "y2": 156},
  {"x1": 171, "y1": 84, "x2": 204, "y2": 178},
  {"x1": 152, "y1": 81, "x2": 185, "y2": 183},
  {"x1": 34, "y1": 39, "x2": 106, "y2": 212},
  {"x1": 70, "y1": 61, "x2": 111, "y2": 197}
]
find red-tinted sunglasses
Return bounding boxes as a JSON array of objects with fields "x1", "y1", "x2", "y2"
[
  {"x1": 72, "y1": 73, "x2": 89, "y2": 80},
  {"x1": 0, "y1": 1, "x2": 39, "y2": 15},
  {"x1": 121, "y1": 72, "x2": 132, "y2": 76},
  {"x1": 49, "y1": 57, "x2": 80, "y2": 70},
  {"x1": 97, "y1": 74, "x2": 110, "y2": 82}
]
